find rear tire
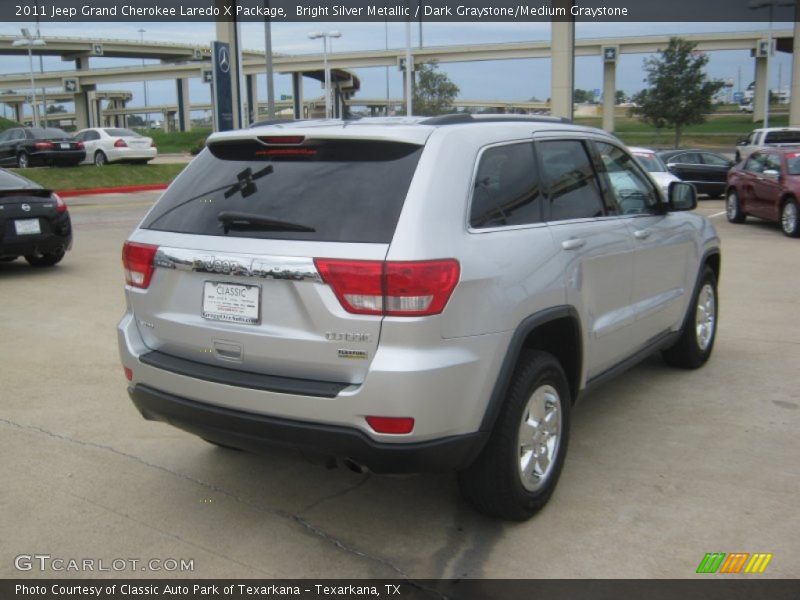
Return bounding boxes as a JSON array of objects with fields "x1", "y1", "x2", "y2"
[
  {"x1": 662, "y1": 266, "x2": 718, "y2": 369},
  {"x1": 94, "y1": 151, "x2": 108, "y2": 166},
  {"x1": 726, "y1": 190, "x2": 746, "y2": 223},
  {"x1": 203, "y1": 438, "x2": 243, "y2": 451},
  {"x1": 17, "y1": 151, "x2": 29, "y2": 169},
  {"x1": 24, "y1": 248, "x2": 66, "y2": 267},
  {"x1": 458, "y1": 350, "x2": 571, "y2": 521},
  {"x1": 781, "y1": 199, "x2": 800, "y2": 238}
]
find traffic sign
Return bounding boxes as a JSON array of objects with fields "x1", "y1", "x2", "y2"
[{"x1": 63, "y1": 78, "x2": 79, "y2": 93}]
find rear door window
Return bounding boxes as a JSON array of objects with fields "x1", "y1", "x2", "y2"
[
  {"x1": 470, "y1": 142, "x2": 542, "y2": 229},
  {"x1": 764, "y1": 130, "x2": 800, "y2": 144},
  {"x1": 142, "y1": 139, "x2": 423, "y2": 244},
  {"x1": 538, "y1": 140, "x2": 605, "y2": 221}
]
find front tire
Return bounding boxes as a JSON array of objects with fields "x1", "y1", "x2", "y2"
[
  {"x1": 781, "y1": 199, "x2": 800, "y2": 238},
  {"x1": 663, "y1": 266, "x2": 718, "y2": 369},
  {"x1": 25, "y1": 248, "x2": 66, "y2": 267},
  {"x1": 458, "y1": 350, "x2": 571, "y2": 521},
  {"x1": 726, "y1": 190, "x2": 746, "y2": 223}
]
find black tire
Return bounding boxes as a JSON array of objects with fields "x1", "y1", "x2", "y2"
[
  {"x1": 94, "y1": 151, "x2": 108, "y2": 166},
  {"x1": 458, "y1": 350, "x2": 571, "y2": 521},
  {"x1": 780, "y1": 198, "x2": 800, "y2": 238},
  {"x1": 726, "y1": 190, "x2": 746, "y2": 224},
  {"x1": 17, "y1": 151, "x2": 30, "y2": 169},
  {"x1": 662, "y1": 266, "x2": 718, "y2": 369},
  {"x1": 24, "y1": 248, "x2": 66, "y2": 267}
]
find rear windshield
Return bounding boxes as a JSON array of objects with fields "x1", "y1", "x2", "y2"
[
  {"x1": 786, "y1": 152, "x2": 800, "y2": 175},
  {"x1": 27, "y1": 127, "x2": 70, "y2": 139},
  {"x1": 764, "y1": 131, "x2": 800, "y2": 144},
  {"x1": 0, "y1": 169, "x2": 40, "y2": 190},
  {"x1": 104, "y1": 128, "x2": 139, "y2": 137},
  {"x1": 141, "y1": 140, "x2": 423, "y2": 243},
  {"x1": 632, "y1": 152, "x2": 665, "y2": 173}
]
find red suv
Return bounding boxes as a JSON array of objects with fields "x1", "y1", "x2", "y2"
[{"x1": 726, "y1": 148, "x2": 800, "y2": 237}]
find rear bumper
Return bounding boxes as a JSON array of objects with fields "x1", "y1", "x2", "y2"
[
  {"x1": 106, "y1": 147, "x2": 158, "y2": 162},
  {"x1": 130, "y1": 383, "x2": 487, "y2": 473},
  {"x1": 0, "y1": 214, "x2": 72, "y2": 257},
  {"x1": 31, "y1": 150, "x2": 85, "y2": 164}
]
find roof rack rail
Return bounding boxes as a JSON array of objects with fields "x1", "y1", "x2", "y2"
[
  {"x1": 419, "y1": 114, "x2": 573, "y2": 126},
  {"x1": 249, "y1": 119, "x2": 298, "y2": 128}
]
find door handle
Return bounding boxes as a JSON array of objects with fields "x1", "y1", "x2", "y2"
[
  {"x1": 634, "y1": 229, "x2": 651, "y2": 240},
  {"x1": 561, "y1": 238, "x2": 586, "y2": 251}
]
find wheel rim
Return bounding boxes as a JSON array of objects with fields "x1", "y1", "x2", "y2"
[
  {"x1": 95, "y1": 153, "x2": 105, "y2": 166},
  {"x1": 782, "y1": 202, "x2": 798, "y2": 234},
  {"x1": 517, "y1": 384, "x2": 561, "y2": 492},
  {"x1": 695, "y1": 283, "x2": 716, "y2": 351},
  {"x1": 19, "y1": 155, "x2": 28, "y2": 168},
  {"x1": 726, "y1": 194, "x2": 738, "y2": 220}
]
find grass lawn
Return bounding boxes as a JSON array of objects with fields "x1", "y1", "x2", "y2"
[
  {"x1": 0, "y1": 116, "x2": 20, "y2": 131},
  {"x1": 576, "y1": 113, "x2": 791, "y2": 149},
  {"x1": 137, "y1": 129, "x2": 211, "y2": 154},
  {"x1": 16, "y1": 163, "x2": 186, "y2": 191}
]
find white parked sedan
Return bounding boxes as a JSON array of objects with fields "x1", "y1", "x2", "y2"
[
  {"x1": 73, "y1": 128, "x2": 157, "y2": 166},
  {"x1": 628, "y1": 146, "x2": 681, "y2": 197}
]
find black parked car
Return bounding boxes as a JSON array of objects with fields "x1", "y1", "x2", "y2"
[
  {"x1": 0, "y1": 127, "x2": 85, "y2": 168},
  {"x1": 657, "y1": 149, "x2": 735, "y2": 199},
  {"x1": 0, "y1": 168, "x2": 72, "y2": 266}
]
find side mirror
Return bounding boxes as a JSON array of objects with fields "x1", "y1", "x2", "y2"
[
  {"x1": 763, "y1": 169, "x2": 780, "y2": 182},
  {"x1": 666, "y1": 162, "x2": 677, "y2": 171},
  {"x1": 668, "y1": 181, "x2": 697, "y2": 212}
]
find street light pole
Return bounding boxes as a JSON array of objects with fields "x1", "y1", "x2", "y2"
[
  {"x1": 138, "y1": 29, "x2": 149, "y2": 128},
  {"x1": 749, "y1": 0, "x2": 794, "y2": 129},
  {"x1": 12, "y1": 29, "x2": 46, "y2": 128},
  {"x1": 308, "y1": 31, "x2": 341, "y2": 119}
]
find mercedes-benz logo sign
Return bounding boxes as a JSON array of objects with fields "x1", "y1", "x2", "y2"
[
  {"x1": 21, "y1": 204, "x2": 31, "y2": 212},
  {"x1": 218, "y1": 47, "x2": 230, "y2": 74}
]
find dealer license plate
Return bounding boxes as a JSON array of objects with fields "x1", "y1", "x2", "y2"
[
  {"x1": 60, "y1": 143, "x2": 69, "y2": 149},
  {"x1": 202, "y1": 281, "x2": 260, "y2": 325},
  {"x1": 14, "y1": 219, "x2": 41, "y2": 235}
]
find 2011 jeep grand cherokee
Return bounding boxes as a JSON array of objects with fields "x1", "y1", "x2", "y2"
[{"x1": 119, "y1": 115, "x2": 720, "y2": 520}]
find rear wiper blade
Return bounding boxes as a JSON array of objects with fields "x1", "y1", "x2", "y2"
[{"x1": 217, "y1": 211, "x2": 316, "y2": 234}]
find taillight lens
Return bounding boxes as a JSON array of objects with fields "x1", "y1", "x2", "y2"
[
  {"x1": 314, "y1": 259, "x2": 460, "y2": 317},
  {"x1": 366, "y1": 416, "x2": 414, "y2": 435},
  {"x1": 75, "y1": 141, "x2": 84, "y2": 150},
  {"x1": 150, "y1": 140, "x2": 155, "y2": 148},
  {"x1": 34, "y1": 140, "x2": 54, "y2": 150},
  {"x1": 52, "y1": 192, "x2": 67, "y2": 213},
  {"x1": 114, "y1": 138, "x2": 128, "y2": 148},
  {"x1": 122, "y1": 242, "x2": 158, "y2": 289}
]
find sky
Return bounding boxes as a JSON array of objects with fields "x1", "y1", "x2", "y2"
[{"x1": 0, "y1": 20, "x2": 795, "y2": 119}]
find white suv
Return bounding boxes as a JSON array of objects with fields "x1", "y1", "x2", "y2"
[{"x1": 119, "y1": 116, "x2": 721, "y2": 520}]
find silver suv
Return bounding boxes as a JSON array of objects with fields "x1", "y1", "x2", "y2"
[{"x1": 119, "y1": 116, "x2": 720, "y2": 520}]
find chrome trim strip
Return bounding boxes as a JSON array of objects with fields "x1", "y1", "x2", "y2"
[{"x1": 154, "y1": 247, "x2": 322, "y2": 282}]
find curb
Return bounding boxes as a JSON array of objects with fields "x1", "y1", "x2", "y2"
[{"x1": 56, "y1": 183, "x2": 169, "y2": 198}]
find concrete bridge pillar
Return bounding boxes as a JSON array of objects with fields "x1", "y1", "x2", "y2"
[
  {"x1": 550, "y1": 0, "x2": 575, "y2": 120},
  {"x1": 73, "y1": 84, "x2": 95, "y2": 130},
  {"x1": 176, "y1": 78, "x2": 192, "y2": 132},
  {"x1": 753, "y1": 55, "x2": 768, "y2": 123},
  {"x1": 602, "y1": 57, "x2": 617, "y2": 133},
  {"x1": 291, "y1": 72, "x2": 304, "y2": 120},
  {"x1": 74, "y1": 56, "x2": 89, "y2": 71},
  {"x1": 12, "y1": 102, "x2": 24, "y2": 123},
  {"x1": 790, "y1": 18, "x2": 800, "y2": 127}
]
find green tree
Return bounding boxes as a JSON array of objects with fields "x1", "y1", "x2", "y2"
[
  {"x1": 631, "y1": 37, "x2": 724, "y2": 148},
  {"x1": 413, "y1": 62, "x2": 459, "y2": 116},
  {"x1": 615, "y1": 90, "x2": 627, "y2": 105},
  {"x1": 573, "y1": 89, "x2": 593, "y2": 103}
]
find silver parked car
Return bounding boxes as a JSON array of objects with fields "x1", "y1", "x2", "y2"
[{"x1": 119, "y1": 116, "x2": 721, "y2": 520}]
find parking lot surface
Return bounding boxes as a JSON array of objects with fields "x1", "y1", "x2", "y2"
[{"x1": 1, "y1": 193, "x2": 798, "y2": 579}]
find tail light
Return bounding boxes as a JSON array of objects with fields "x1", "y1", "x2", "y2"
[
  {"x1": 150, "y1": 140, "x2": 155, "y2": 148},
  {"x1": 75, "y1": 141, "x2": 84, "y2": 150},
  {"x1": 314, "y1": 259, "x2": 460, "y2": 317},
  {"x1": 51, "y1": 192, "x2": 67, "y2": 214},
  {"x1": 122, "y1": 241, "x2": 158, "y2": 289},
  {"x1": 114, "y1": 139, "x2": 128, "y2": 148},
  {"x1": 34, "y1": 140, "x2": 54, "y2": 150},
  {"x1": 366, "y1": 416, "x2": 414, "y2": 434}
]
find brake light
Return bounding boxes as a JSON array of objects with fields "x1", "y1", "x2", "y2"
[
  {"x1": 366, "y1": 416, "x2": 414, "y2": 434},
  {"x1": 75, "y1": 141, "x2": 84, "y2": 150},
  {"x1": 258, "y1": 135, "x2": 305, "y2": 145},
  {"x1": 122, "y1": 242, "x2": 158, "y2": 289},
  {"x1": 114, "y1": 138, "x2": 128, "y2": 148},
  {"x1": 51, "y1": 192, "x2": 67, "y2": 213},
  {"x1": 150, "y1": 140, "x2": 155, "y2": 148},
  {"x1": 34, "y1": 141, "x2": 54, "y2": 150},
  {"x1": 314, "y1": 259, "x2": 460, "y2": 317}
]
